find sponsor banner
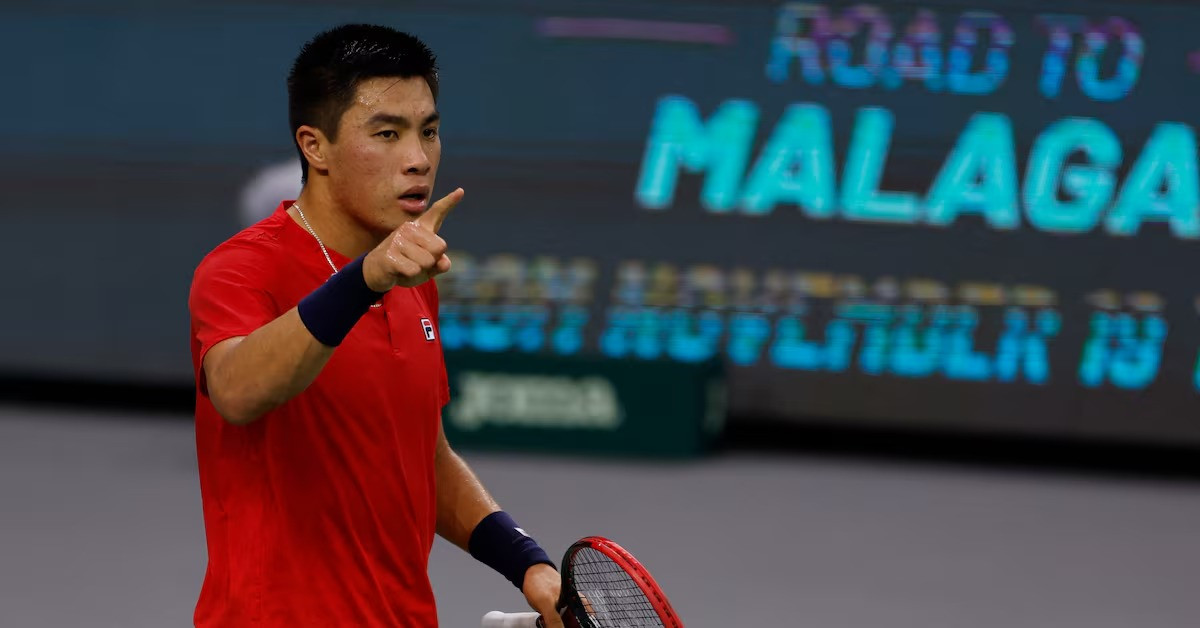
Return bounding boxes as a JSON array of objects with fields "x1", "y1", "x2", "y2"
[{"x1": 443, "y1": 350, "x2": 725, "y2": 457}]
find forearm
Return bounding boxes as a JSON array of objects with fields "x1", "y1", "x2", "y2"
[
  {"x1": 435, "y1": 443, "x2": 500, "y2": 550},
  {"x1": 434, "y1": 429, "x2": 556, "y2": 594},
  {"x1": 205, "y1": 308, "x2": 334, "y2": 424}
]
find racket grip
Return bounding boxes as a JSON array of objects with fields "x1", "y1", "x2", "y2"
[{"x1": 481, "y1": 611, "x2": 541, "y2": 627}]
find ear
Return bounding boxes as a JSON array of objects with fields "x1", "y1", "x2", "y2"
[{"x1": 296, "y1": 125, "x2": 331, "y2": 177}]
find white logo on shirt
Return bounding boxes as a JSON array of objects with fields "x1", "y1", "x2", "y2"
[{"x1": 420, "y1": 318, "x2": 435, "y2": 341}]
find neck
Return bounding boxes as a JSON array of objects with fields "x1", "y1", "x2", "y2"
[{"x1": 288, "y1": 184, "x2": 379, "y2": 261}]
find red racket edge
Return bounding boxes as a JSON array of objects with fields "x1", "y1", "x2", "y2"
[{"x1": 569, "y1": 536, "x2": 684, "y2": 628}]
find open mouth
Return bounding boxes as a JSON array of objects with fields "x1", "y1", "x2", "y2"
[{"x1": 398, "y1": 187, "x2": 431, "y2": 213}]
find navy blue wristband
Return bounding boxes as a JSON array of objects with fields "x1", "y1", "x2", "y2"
[
  {"x1": 468, "y1": 511, "x2": 554, "y2": 589},
  {"x1": 297, "y1": 254, "x2": 385, "y2": 347}
]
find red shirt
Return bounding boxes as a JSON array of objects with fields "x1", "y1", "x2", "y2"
[{"x1": 189, "y1": 201, "x2": 450, "y2": 627}]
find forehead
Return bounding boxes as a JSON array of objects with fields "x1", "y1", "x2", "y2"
[{"x1": 345, "y1": 76, "x2": 436, "y2": 122}]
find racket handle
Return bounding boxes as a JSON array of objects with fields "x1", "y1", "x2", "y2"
[{"x1": 481, "y1": 611, "x2": 542, "y2": 627}]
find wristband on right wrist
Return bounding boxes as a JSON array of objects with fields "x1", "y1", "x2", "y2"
[{"x1": 296, "y1": 254, "x2": 386, "y2": 346}]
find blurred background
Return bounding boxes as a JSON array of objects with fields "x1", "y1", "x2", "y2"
[{"x1": 4, "y1": 0, "x2": 1200, "y2": 626}]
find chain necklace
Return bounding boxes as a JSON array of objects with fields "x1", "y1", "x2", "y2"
[{"x1": 292, "y1": 201, "x2": 382, "y2": 308}]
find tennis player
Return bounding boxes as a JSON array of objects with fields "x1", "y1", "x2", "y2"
[{"x1": 188, "y1": 24, "x2": 563, "y2": 627}]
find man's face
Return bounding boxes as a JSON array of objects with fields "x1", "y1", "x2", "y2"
[{"x1": 326, "y1": 75, "x2": 441, "y2": 236}]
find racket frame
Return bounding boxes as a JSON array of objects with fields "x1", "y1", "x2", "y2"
[{"x1": 560, "y1": 536, "x2": 683, "y2": 628}]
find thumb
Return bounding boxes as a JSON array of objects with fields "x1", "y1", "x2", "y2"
[{"x1": 418, "y1": 187, "x2": 464, "y2": 233}]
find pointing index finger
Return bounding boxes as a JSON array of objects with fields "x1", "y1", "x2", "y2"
[{"x1": 418, "y1": 187, "x2": 464, "y2": 233}]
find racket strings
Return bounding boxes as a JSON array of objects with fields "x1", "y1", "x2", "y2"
[{"x1": 567, "y1": 547, "x2": 664, "y2": 627}]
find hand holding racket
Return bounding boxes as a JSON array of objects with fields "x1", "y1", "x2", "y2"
[
  {"x1": 522, "y1": 563, "x2": 565, "y2": 628},
  {"x1": 483, "y1": 536, "x2": 683, "y2": 628}
]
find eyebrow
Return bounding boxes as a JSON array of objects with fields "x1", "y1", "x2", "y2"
[{"x1": 364, "y1": 111, "x2": 441, "y2": 128}]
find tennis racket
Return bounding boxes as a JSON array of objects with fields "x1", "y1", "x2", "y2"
[{"x1": 482, "y1": 535, "x2": 682, "y2": 627}]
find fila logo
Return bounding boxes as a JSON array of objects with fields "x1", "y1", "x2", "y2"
[{"x1": 420, "y1": 318, "x2": 436, "y2": 341}]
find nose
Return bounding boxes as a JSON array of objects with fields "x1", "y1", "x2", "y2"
[{"x1": 401, "y1": 134, "x2": 432, "y2": 176}]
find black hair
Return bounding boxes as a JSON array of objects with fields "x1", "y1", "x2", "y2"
[{"x1": 287, "y1": 24, "x2": 439, "y2": 183}]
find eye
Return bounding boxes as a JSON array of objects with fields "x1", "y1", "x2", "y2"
[
  {"x1": 376, "y1": 130, "x2": 398, "y2": 139},
  {"x1": 423, "y1": 127, "x2": 439, "y2": 140}
]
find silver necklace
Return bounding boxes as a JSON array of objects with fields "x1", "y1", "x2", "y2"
[{"x1": 292, "y1": 202, "x2": 382, "y2": 308}]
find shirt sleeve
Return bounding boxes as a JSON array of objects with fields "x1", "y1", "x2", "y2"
[{"x1": 189, "y1": 239, "x2": 281, "y2": 394}]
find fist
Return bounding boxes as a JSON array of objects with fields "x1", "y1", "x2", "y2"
[{"x1": 362, "y1": 188, "x2": 463, "y2": 291}]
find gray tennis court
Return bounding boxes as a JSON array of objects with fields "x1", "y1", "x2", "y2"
[{"x1": 2, "y1": 404, "x2": 1200, "y2": 627}]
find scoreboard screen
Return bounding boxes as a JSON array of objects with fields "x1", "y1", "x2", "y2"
[{"x1": 434, "y1": 0, "x2": 1200, "y2": 443}]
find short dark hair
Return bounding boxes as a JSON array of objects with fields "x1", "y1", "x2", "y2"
[{"x1": 287, "y1": 24, "x2": 439, "y2": 183}]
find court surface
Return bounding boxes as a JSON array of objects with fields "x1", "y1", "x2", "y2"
[{"x1": 2, "y1": 404, "x2": 1200, "y2": 627}]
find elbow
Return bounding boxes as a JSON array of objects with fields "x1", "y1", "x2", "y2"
[
  {"x1": 217, "y1": 406, "x2": 261, "y2": 427},
  {"x1": 208, "y1": 383, "x2": 269, "y2": 426}
]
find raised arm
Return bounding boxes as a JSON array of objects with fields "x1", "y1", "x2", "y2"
[{"x1": 202, "y1": 190, "x2": 462, "y2": 425}]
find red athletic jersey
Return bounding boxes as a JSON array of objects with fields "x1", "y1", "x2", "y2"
[{"x1": 188, "y1": 201, "x2": 450, "y2": 627}]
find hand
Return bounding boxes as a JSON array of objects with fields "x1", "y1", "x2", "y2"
[
  {"x1": 362, "y1": 187, "x2": 464, "y2": 291},
  {"x1": 522, "y1": 563, "x2": 564, "y2": 628}
]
